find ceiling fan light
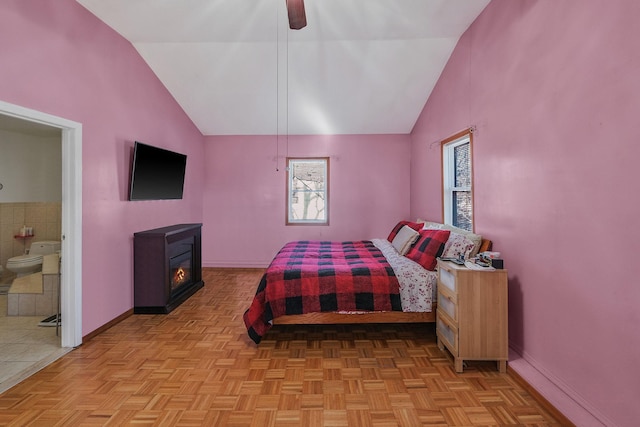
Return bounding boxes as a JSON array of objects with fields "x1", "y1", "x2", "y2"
[{"x1": 286, "y1": 0, "x2": 307, "y2": 30}]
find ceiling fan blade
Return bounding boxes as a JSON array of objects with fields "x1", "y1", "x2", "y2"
[{"x1": 286, "y1": 0, "x2": 307, "y2": 30}]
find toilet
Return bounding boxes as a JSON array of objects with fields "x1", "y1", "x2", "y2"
[{"x1": 6, "y1": 241, "x2": 61, "y2": 277}]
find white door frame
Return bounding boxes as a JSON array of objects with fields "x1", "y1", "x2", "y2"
[{"x1": 0, "y1": 100, "x2": 82, "y2": 348}]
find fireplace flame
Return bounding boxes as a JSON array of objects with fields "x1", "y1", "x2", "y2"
[{"x1": 173, "y1": 267, "x2": 186, "y2": 284}]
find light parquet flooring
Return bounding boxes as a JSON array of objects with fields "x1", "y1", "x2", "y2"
[{"x1": 0, "y1": 268, "x2": 566, "y2": 426}]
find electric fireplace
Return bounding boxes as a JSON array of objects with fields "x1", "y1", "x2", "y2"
[{"x1": 133, "y1": 224, "x2": 204, "y2": 314}]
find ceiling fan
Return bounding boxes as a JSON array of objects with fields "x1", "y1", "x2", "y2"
[{"x1": 286, "y1": 0, "x2": 307, "y2": 30}]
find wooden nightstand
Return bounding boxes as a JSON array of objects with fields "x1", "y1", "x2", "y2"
[{"x1": 436, "y1": 259, "x2": 508, "y2": 373}]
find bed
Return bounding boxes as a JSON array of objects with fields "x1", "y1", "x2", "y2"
[{"x1": 243, "y1": 220, "x2": 490, "y2": 344}]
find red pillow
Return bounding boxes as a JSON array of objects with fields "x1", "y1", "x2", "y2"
[
  {"x1": 405, "y1": 229, "x2": 451, "y2": 270},
  {"x1": 387, "y1": 220, "x2": 424, "y2": 242}
]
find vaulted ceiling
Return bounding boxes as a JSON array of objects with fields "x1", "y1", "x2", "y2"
[{"x1": 76, "y1": 0, "x2": 490, "y2": 136}]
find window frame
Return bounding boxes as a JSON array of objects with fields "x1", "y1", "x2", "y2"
[
  {"x1": 441, "y1": 130, "x2": 474, "y2": 231},
  {"x1": 286, "y1": 157, "x2": 330, "y2": 226}
]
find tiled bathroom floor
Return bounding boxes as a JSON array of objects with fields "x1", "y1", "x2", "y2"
[{"x1": 0, "y1": 294, "x2": 71, "y2": 394}]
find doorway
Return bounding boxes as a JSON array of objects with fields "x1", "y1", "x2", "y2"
[{"x1": 0, "y1": 100, "x2": 82, "y2": 349}]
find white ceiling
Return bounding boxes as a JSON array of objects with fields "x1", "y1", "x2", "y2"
[{"x1": 76, "y1": 0, "x2": 489, "y2": 136}]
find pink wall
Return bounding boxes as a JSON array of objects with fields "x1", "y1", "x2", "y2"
[
  {"x1": 202, "y1": 134, "x2": 412, "y2": 266},
  {"x1": 3, "y1": 0, "x2": 637, "y2": 423},
  {"x1": 410, "y1": 1, "x2": 640, "y2": 426},
  {"x1": 0, "y1": 0, "x2": 205, "y2": 335}
]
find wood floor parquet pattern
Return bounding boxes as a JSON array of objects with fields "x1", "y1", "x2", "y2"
[{"x1": 0, "y1": 268, "x2": 566, "y2": 426}]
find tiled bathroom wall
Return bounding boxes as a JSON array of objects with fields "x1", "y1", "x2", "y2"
[{"x1": 0, "y1": 202, "x2": 62, "y2": 270}]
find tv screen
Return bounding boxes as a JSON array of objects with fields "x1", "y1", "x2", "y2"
[{"x1": 129, "y1": 141, "x2": 187, "y2": 201}]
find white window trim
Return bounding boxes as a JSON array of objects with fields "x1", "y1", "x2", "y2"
[
  {"x1": 286, "y1": 157, "x2": 329, "y2": 225},
  {"x1": 442, "y1": 133, "x2": 473, "y2": 230}
]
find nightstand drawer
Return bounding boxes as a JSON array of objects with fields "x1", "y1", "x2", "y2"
[
  {"x1": 436, "y1": 310, "x2": 458, "y2": 352},
  {"x1": 437, "y1": 290, "x2": 457, "y2": 322},
  {"x1": 438, "y1": 267, "x2": 456, "y2": 293}
]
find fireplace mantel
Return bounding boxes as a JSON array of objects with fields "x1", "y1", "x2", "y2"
[{"x1": 133, "y1": 223, "x2": 204, "y2": 314}]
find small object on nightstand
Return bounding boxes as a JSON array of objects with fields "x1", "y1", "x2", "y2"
[
  {"x1": 439, "y1": 254, "x2": 465, "y2": 265},
  {"x1": 478, "y1": 251, "x2": 503, "y2": 269},
  {"x1": 474, "y1": 258, "x2": 492, "y2": 268},
  {"x1": 491, "y1": 258, "x2": 504, "y2": 269}
]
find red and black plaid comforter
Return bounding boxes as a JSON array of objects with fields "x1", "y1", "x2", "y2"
[{"x1": 243, "y1": 240, "x2": 401, "y2": 343}]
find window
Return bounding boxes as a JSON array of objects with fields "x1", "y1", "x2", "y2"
[
  {"x1": 442, "y1": 131, "x2": 473, "y2": 231},
  {"x1": 286, "y1": 157, "x2": 329, "y2": 225}
]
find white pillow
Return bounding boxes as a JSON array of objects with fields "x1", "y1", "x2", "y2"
[
  {"x1": 391, "y1": 225, "x2": 420, "y2": 255},
  {"x1": 417, "y1": 219, "x2": 444, "y2": 230}
]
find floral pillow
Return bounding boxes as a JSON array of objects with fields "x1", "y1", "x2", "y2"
[
  {"x1": 405, "y1": 229, "x2": 451, "y2": 271},
  {"x1": 441, "y1": 232, "x2": 477, "y2": 260},
  {"x1": 387, "y1": 220, "x2": 424, "y2": 243}
]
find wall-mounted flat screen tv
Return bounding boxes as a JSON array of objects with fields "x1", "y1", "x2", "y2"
[{"x1": 129, "y1": 141, "x2": 187, "y2": 201}]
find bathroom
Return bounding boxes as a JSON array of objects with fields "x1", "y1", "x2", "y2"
[{"x1": 0, "y1": 115, "x2": 64, "y2": 390}]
